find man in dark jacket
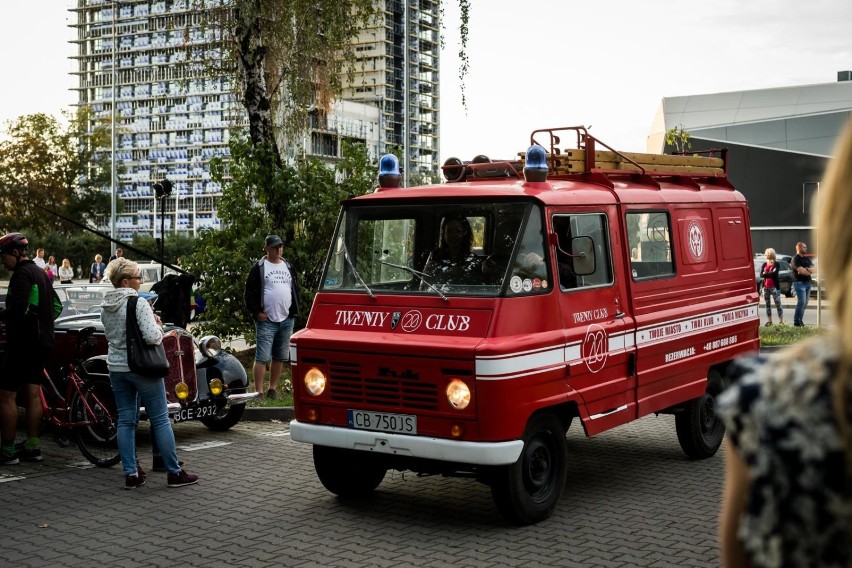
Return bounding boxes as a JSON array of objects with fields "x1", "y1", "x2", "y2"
[
  {"x1": 243, "y1": 235, "x2": 301, "y2": 399},
  {"x1": 0, "y1": 233, "x2": 56, "y2": 464}
]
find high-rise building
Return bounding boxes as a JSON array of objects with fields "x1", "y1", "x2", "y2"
[
  {"x1": 69, "y1": 0, "x2": 437, "y2": 239},
  {"x1": 342, "y1": 0, "x2": 441, "y2": 183}
]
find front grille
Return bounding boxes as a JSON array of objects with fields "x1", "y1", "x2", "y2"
[{"x1": 328, "y1": 360, "x2": 440, "y2": 411}]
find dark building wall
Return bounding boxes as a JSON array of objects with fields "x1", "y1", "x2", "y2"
[{"x1": 685, "y1": 137, "x2": 827, "y2": 254}]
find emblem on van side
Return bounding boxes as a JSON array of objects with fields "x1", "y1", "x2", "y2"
[
  {"x1": 582, "y1": 324, "x2": 608, "y2": 373},
  {"x1": 391, "y1": 311, "x2": 401, "y2": 330},
  {"x1": 400, "y1": 310, "x2": 423, "y2": 333},
  {"x1": 686, "y1": 220, "x2": 706, "y2": 262}
]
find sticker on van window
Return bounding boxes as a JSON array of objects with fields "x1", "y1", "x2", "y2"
[{"x1": 509, "y1": 276, "x2": 523, "y2": 293}]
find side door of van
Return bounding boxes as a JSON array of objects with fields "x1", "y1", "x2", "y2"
[{"x1": 551, "y1": 208, "x2": 636, "y2": 436}]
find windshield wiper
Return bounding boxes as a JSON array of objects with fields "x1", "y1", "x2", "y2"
[
  {"x1": 342, "y1": 243, "x2": 374, "y2": 299},
  {"x1": 379, "y1": 260, "x2": 448, "y2": 302}
]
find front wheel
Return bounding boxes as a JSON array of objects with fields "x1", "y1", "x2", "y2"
[
  {"x1": 675, "y1": 369, "x2": 728, "y2": 459},
  {"x1": 313, "y1": 445, "x2": 387, "y2": 498},
  {"x1": 490, "y1": 412, "x2": 568, "y2": 525},
  {"x1": 200, "y1": 403, "x2": 245, "y2": 431},
  {"x1": 71, "y1": 378, "x2": 120, "y2": 468}
]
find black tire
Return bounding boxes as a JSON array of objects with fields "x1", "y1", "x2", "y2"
[
  {"x1": 71, "y1": 378, "x2": 120, "y2": 468},
  {"x1": 675, "y1": 369, "x2": 728, "y2": 459},
  {"x1": 313, "y1": 445, "x2": 387, "y2": 498},
  {"x1": 490, "y1": 412, "x2": 568, "y2": 525},
  {"x1": 200, "y1": 403, "x2": 245, "y2": 431}
]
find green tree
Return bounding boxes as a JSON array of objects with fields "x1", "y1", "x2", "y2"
[
  {"x1": 665, "y1": 124, "x2": 692, "y2": 154},
  {"x1": 182, "y1": 135, "x2": 376, "y2": 342},
  {"x1": 0, "y1": 109, "x2": 112, "y2": 235}
]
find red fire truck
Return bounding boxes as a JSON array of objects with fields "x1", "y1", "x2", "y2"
[{"x1": 290, "y1": 126, "x2": 760, "y2": 524}]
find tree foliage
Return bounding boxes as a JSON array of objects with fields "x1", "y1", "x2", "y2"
[
  {"x1": 665, "y1": 125, "x2": 692, "y2": 154},
  {"x1": 182, "y1": 135, "x2": 377, "y2": 342},
  {"x1": 0, "y1": 110, "x2": 112, "y2": 235}
]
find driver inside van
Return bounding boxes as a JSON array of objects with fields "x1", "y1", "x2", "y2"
[{"x1": 422, "y1": 214, "x2": 482, "y2": 285}]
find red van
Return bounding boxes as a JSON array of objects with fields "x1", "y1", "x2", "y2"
[{"x1": 290, "y1": 126, "x2": 760, "y2": 524}]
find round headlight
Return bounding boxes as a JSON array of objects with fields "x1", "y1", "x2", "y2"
[
  {"x1": 175, "y1": 382, "x2": 190, "y2": 400},
  {"x1": 304, "y1": 367, "x2": 327, "y2": 396},
  {"x1": 446, "y1": 379, "x2": 471, "y2": 410},
  {"x1": 199, "y1": 335, "x2": 222, "y2": 358},
  {"x1": 209, "y1": 378, "x2": 223, "y2": 396}
]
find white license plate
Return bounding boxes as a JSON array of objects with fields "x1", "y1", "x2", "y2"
[
  {"x1": 174, "y1": 401, "x2": 218, "y2": 423},
  {"x1": 348, "y1": 410, "x2": 417, "y2": 435}
]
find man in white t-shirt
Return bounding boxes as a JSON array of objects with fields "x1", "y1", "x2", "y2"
[
  {"x1": 33, "y1": 248, "x2": 46, "y2": 269},
  {"x1": 243, "y1": 235, "x2": 301, "y2": 399}
]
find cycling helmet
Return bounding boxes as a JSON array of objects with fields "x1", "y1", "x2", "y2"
[{"x1": 0, "y1": 232, "x2": 29, "y2": 255}]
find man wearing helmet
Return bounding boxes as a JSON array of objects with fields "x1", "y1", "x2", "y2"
[{"x1": 0, "y1": 232, "x2": 56, "y2": 464}]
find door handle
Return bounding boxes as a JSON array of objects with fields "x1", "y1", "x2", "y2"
[{"x1": 614, "y1": 310, "x2": 625, "y2": 319}]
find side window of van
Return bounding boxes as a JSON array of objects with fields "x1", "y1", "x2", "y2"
[
  {"x1": 626, "y1": 211, "x2": 675, "y2": 279},
  {"x1": 552, "y1": 214, "x2": 613, "y2": 290}
]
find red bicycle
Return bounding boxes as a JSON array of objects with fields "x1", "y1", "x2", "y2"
[{"x1": 38, "y1": 326, "x2": 119, "y2": 467}]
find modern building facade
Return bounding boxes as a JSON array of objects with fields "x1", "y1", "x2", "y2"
[
  {"x1": 648, "y1": 72, "x2": 852, "y2": 254},
  {"x1": 69, "y1": 0, "x2": 435, "y2": 240},
  {"x1": 341, "y1": 0, "x2": 441, "y2": 183}
]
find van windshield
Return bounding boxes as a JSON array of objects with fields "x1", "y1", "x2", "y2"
[{"x1": 321, "y1": 201, "x2": 551, "y2": 297}]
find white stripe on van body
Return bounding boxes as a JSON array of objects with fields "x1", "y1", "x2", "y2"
[{"x1": 475, "y1": 304, "x2": 758, "y2": 380}]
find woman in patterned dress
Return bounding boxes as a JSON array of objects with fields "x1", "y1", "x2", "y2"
[{"x1": 718, "y1": 120, "x2": 852, "y2": 567}]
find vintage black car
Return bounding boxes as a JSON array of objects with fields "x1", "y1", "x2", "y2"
[{"x1": 1, "y1": 282, "x2": 255, "y2": 432}]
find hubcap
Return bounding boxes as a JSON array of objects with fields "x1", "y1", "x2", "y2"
[{"x1": 524, "y1": 438, "x2": 553, "y2": 497}]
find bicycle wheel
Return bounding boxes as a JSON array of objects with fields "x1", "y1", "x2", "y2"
[{"x1": 70, "y1": 377, "x2": 120, "y2": 468}]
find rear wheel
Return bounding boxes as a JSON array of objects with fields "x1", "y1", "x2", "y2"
[
  {"x1": 490, "y1": 412, "x2": 568, "y2": 525},
  {"x1": 313, "y1": 445, "x2": 387, "y2": 498},
  {"x1": 71, "y1": 378, "x2": 120, "y2": 468},
  {"x1": 675, "y1": 369, "x2": 728, "y2": 459}
]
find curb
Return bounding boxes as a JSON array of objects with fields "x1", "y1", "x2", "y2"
[{"x1": 243, "y1": 406, "x2": 294, "y2": 422}]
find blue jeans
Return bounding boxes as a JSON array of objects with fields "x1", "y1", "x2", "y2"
[
  {"x1": 793, "y1": 281, "x2": 811, "y2": 325},
  {"x1": 255, "y1": 317, "x2": 295, "y2": 364},
  {"x1": 110, "y1": 370, "x2": 180, "y2": 476}
]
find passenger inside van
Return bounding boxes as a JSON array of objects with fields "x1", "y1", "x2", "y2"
[{"x1": 422, "y1": 214, "x2": 482, "y2": 285}]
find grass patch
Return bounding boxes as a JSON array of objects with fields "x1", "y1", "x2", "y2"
[
  {"x1": 759, "y1": 323, "x2": 823, "y2": 346},
  {"x1": 232, "y1": 348, "x2": 295, "y2": 407}
]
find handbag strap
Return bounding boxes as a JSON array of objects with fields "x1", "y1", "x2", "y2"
[{"x1": 126, "y1": 295, "x2": 140, "y2": 339}]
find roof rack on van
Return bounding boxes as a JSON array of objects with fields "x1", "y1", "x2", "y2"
[{"x1": 519, "y1": 126, "x2": 728, "y2": 178}]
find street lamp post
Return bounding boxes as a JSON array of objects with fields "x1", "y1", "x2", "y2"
[
  {"x1": 154, "y1": 179, "x2": 173, "y2": 280},
  {"x1": 110, "y1": 4, "x2": 117, "y2": 256}
]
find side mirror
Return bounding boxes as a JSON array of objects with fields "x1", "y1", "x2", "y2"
[{"x1": 572, "y1": 236, "x2": 596, "y2": 276}]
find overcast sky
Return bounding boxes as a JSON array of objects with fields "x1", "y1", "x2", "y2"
[{"x1": 2, "y1": 0, "x2": 851, "y2": 162}]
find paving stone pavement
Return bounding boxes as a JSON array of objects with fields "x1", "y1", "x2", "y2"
[{"x1": 0, "y1": 414, "x2": 724, "y2": 567}]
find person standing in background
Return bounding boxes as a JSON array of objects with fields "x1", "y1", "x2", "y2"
[
  {"x1": 109, "y1": 248, "x2": 123, "y2": 263},
  {"x1": 33, "y1": 248, "x2": 46, "y2": 269},
  {"x1": 90, "y1": 254, "x2": 106, "y2": 283},
  {"x1": 243, "y1": 235, "x2": 301, "y2": 400},
  {"x1": 718, "y1": 120, "x2": 852, "y2": 567},
  {"x1": 58, "y1": 258, "x2": 74, "y2": 284},
  {"x1": 46, "y1": 255, "x2": 58, "y2": 282},
  {"x1": 790, "y1": 241, "x2": 815, "y2": 327},
  {"x1": 759, "y1": 248, "x2": 784, "y2": 326},
  {"x1": 0, "y1": 233, "x2": 55, "y2": 464}
]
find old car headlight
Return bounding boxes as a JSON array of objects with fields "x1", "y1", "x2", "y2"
[
  {"x1": 304, "y1": 367, "x2": 326, "y2": 396},
  {"x1": 446, "y1": 379, "x2": 471, "y2": 410},
  {"x1": 199, "y1": 335, "x2": 221, "y2": 358},
  {"x1": 175, "y1": 382, "x2": 190, "y2": 401},
  {"x1": 209, "y1": 378, "x2": 223, "y2": 396}
]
